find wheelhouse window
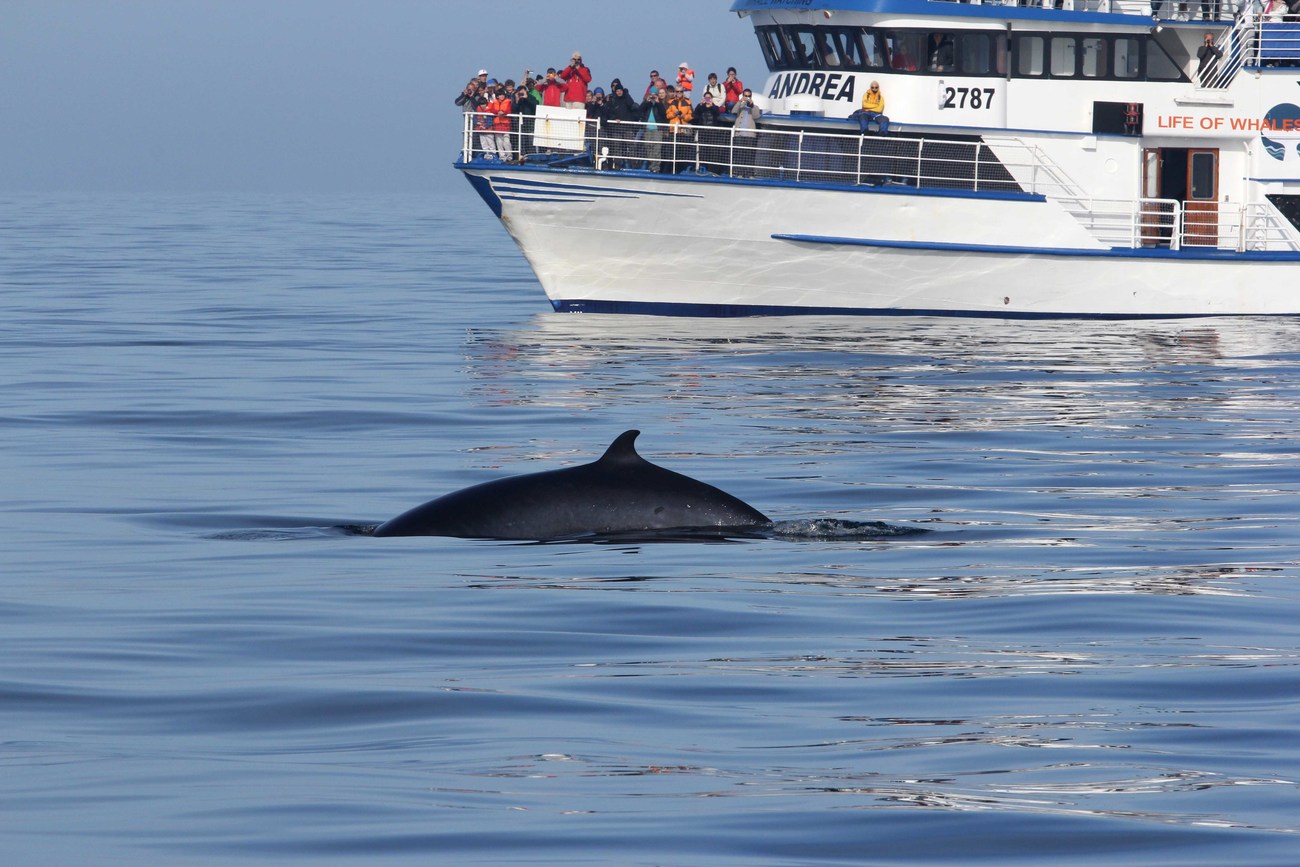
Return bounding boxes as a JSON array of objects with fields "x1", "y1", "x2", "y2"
[
  {"x1": 1081, "y1": 37, "x2": 1108, "y2": 78},
  {"x1": 886, "y1": 32, "x2": 926, "y2": 72},
  {"x1": 956, "y1": 32, "x2": 1003, "y2": 75},
  {"x1": 1051, "y1": 37, "x2": 1077, "y2": 77},
  {"x1": 789, "y1": 27, "x2": 820, "y2": 68},
  {"x1": 754, "y1": 25, "x2": 1183, "y2": 83},
  {"x1": 1018, "y1": 35, "x2": 1046, "y2": 76},
  {"x1": 1114, "y1": 37, "x2": 1141, "y2": 78}
]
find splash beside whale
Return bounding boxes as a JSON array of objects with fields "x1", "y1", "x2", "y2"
[{"x1": 373, "y1": 430, "x2": 770, "y2": 540}]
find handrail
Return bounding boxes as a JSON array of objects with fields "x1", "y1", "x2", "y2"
[{"x1": 461, "y1": 110, "x2": 1075, "y2": 196}]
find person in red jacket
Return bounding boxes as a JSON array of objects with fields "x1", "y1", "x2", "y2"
[
  {"x1": 723, "y1": 67, "x2": 744, "y2": 112},
  {"x1": 539, "y1": 68, "x2": 565, "y2": 108},
  {"x1": 560, "y1": 52, "x2": 592, "y2": 110}
]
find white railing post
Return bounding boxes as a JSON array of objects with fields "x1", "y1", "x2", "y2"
[{"x1": 796, "y1": 130, "x2": 805, "y2": 182}]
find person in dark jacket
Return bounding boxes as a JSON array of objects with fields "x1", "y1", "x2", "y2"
[
  {"x1": 693, "y1": 91, "x2": 724, "y2": 175},
  {"x1": 586, "y1": 87, "x2": 606, "y2": 121},
  {"x1": 639, "y1": 88, "x2": 669, "y2": 172},
  {"x1": 604, "y1": 84, "x2": 640, "y2": 169},
  {"x1": 1196, "y1": 32, "x2": 1223, "y2": 84},
  {"x1": 513, "y1": 85, "x2": 537, "y2": 161}
]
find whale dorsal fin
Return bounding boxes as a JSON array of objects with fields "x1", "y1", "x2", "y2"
[{"x1": 598, "y1": 429, "x2": 645, "y2": 466}]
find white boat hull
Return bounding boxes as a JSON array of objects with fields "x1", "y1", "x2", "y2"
[{"x1": 464, "y1": 164, "x2": 1300, "y2": 318}]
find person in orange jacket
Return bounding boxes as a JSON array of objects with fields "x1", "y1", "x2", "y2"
[
  {"x1": 665, "y1": 86, "x2": 695, "y2": 173},
  {"x1": 485, "y1": 85, "x2": 514, "y2": 160},
  {"x1": 676, "y1": 62, "x2": 695, "y2": 94}
]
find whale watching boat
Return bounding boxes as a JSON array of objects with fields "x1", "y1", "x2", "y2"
[{"x1": 458, "y1": 0, "x2": 1300, "y2": 317}]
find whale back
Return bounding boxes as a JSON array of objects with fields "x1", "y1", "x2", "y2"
[{"x1": 373, "y1": 430, "x2": 769, "y2": 539}]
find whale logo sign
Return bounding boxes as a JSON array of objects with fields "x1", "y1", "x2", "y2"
[{"x1": 1262, "y1": 102, "x2": 1300, "y2": 161}]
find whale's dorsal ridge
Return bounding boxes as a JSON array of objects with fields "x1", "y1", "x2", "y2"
[{"x1": 599, "y1": 429, "x2": 644, "y2": 466}]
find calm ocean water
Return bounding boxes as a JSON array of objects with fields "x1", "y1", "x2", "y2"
[{"x1": 2, "y1": 190, "x2": 1299, "y2": 865}]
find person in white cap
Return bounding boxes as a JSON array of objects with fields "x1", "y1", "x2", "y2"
[
  {"x1": 560, "y1": 52, "x2": 591, "y2": 110},
  {"x1": 476, "y1": 69, "x2": 489, "y2": 86},
  {"x1": 676, "y1": 62, "x2": 694, "y2": 94}
]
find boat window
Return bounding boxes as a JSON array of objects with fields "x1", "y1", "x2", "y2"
[
  {"x1": 1081, "y1": 37, "x2": 1107, "y2": 78},
  {"x1": 927, "y1": 33, "x2": 956, "y2": 72},
  {"x1": 826, "y1": 27, "x2": 869, "y2": 70},
  {"x1": 755, "y1": 27, "x2": 784, "y2": 70},
  {"x1": 1146, "y1": 38, "x2": 1183, "y2": 80},
  {"x1": 885, "y1": 32, "x2": 926, "y2": 72},
  {"x1": 1114, "y1": 37, "x2": 1141, "y2": 79},
  {"x1": 862, "y1": 31, "x2": 889, "y2": 70},
  {"x1": 1017, "y1": 35, "x2": 1046, "y2": 77},
  {"x1": 956, "y1": 33, "x2": 994, "y2": 75},
  {"x1": 1051, "y1": 37, "x2": 1078, "y2": 77},
  {"x1": 1190, "y1": 152, "x2": 1217, "y2": 200},
  {"x1": 788, "y1": 26, "x2": 822, "y2": 69}
]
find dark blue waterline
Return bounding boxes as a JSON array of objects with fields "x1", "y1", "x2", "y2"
[{"x1": 550, "y1": 298, "x2": 1259, "y2": 319}]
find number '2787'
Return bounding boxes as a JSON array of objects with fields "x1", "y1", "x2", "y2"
[{"x1": 942, "y1": 87, "x2": 996, "y2": 109}]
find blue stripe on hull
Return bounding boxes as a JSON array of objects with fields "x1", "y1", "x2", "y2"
[{"x1": 774, "y1": 233, "x2": 1300, "y2": 262}]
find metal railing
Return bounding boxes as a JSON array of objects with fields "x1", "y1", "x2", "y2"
[
  {"x1": 460, "y1": 112, "x2": 1299, "y2": 253},
  {"x1": 1061, "y1": 197, "x2": 1299, "y2": 251},
  {"x1": 1202, "y1": 19, "x2": 1300, "y2": 89},
  {"x1": 462, "y1": 111, "x2": 1065, "y2": 195}
]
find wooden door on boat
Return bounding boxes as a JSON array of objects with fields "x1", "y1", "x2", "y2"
[
  {"x1": 1183, "y1": 149, "x2": 1219, "y2": 247},
  {"x1": 1142, "y1": 147, "x2": 1219, "y2": 248}
]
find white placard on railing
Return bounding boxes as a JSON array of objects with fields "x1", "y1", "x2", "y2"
[{"x1": 534, "y1": 106, "x2": 588, "y2": 151}]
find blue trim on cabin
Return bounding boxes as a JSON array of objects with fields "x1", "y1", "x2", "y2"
[
  {"x1": 457, "y1": 161, "x2": 1044, "y2": 203},
  {"x1": 552, "y1": 298, "x2": 1263, "y2": 320},
  {"x1": 730, "y1": 0, "x2": 1153, "y2": 26},
  {"x1": 773, "y1": 233, "x2": 1300, "y2": 261}
]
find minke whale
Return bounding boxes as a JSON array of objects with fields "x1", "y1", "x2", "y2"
[{"x1": 373, "y1": 430, "x2": 770, "y2": 539}]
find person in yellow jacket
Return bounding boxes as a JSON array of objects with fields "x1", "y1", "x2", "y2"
[{"x1": 852, "y1": 80, "x2": 890, "y2": 134}]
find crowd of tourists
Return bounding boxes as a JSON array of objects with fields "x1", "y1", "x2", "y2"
[{"x1": 454, "y1": 54, "x2": 759, "y2": 174}]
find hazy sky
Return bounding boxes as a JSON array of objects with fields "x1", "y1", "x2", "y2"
[{"x1": 3, "y1": 0, "x2": 764, "y2": 193}]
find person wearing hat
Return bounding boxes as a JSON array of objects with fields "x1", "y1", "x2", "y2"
[
  {"x1": 585, "y1": 86, "x2": 606, "y2": 122},
  {"x1": 676, "y1": 62, "x2": 695, "y2": 94},
  {"x1": 539, "y1": 68, "x2": 565, "y2": 108},
  {"x1": 603, "y1": 82, "x2": 640, "y2": 170},
  {"x1": 476, "y1": 69, "x2": 489, "y2": 86},
  {"x1": 560, "y1": 52, "x2": 592, "y2": 110}
]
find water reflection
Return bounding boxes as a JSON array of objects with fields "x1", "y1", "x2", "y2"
[{"x1": 460, "y1": 316, "x2": 1300, "y2": 446}]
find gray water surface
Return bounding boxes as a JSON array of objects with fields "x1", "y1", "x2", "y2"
[{"x1": 2, "y1": 192, "x2": 1298, "y2": 865}]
